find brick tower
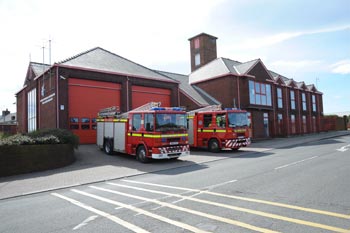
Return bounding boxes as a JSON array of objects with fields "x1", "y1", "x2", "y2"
[{"x1": 188, "y1": 33, "x2": 218, "y2": 72}]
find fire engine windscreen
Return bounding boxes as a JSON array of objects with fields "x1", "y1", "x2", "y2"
[
  {"x1": 228, "y1": 112, "x2": 249, "y2": 127},
  {"x1": 155, "y1": 114, "x2": 187, "y2": 131}
]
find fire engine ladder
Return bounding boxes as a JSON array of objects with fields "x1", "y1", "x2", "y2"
[
  {"x1": 118, "y1": 102, "x2": 161, "y2": 118},
  {"x1": 98, "y1": 106, "x2": 120, "y2": 117},
  {"x1": 187, "y1": 104, "x2": 222, "y2": 116}
]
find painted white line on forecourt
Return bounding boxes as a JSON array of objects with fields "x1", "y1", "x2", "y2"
[
  {"x1": 51, "y1": 193, "x2": 149, "y2": 233},
  {"x1": 274, "y1": 156, "x2": 318, "y2": 170}
]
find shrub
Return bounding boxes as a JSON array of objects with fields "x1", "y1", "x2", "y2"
[
  {"x1": 0, "y1": 134, "x2": 34, "y2": 146},
  {"x1": 27, "y1": 128, "x2": 79, "y2": 148},
  {"x1": 0, "y1": 129, "x2": 79, "y2": 148}
]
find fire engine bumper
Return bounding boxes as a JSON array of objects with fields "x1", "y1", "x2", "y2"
[
  {"x1": 224, "y1": 138, "x2": 251, "y2": 148},
  {"x1": 152, "y1": 145, "x2": 190, "y2": 159}
]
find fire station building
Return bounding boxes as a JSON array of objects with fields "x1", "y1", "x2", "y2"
[{"x1": 16, "y1": 33, "x2": 323, "y2": 143}]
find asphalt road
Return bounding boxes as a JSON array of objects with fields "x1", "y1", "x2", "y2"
[{"x1": 1, "y1": 135, "x2": 350, "y2": 233}]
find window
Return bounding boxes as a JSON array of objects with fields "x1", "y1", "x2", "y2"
[
  {"x1": 81, "y1": 118, "x2": 90, "y2": 130},
  {"x1": 290, "y1": 90, "x2": 295, "y2": 110},
  {"x1": 70, "y1": 117, "x2": 79, "y2": 129},
  {"x1": 277, "y1": 88, "x2": 283, "y2": 108},
  {"x1": 302, "y1": 93, "x2": 307, "y2": 111},
  {"x1": 312, "y1": 95, "x2": 317, "y2": 112},
  {"x1": 291, "y1": 114, "x2": 296, "y2": 134},
  {"x1": 277, "y1": 114, "x2": 283, "y2": 135},
  {"x1": 203, "y1": 114, "x2": 212, "y2": 127},
  {"x1": 249, "y1": 80, "x2": 272, "y2": 106},
  {"x1": 302, "y1": 115, "x2": 307, "y2": 133},
  {"x1": 132, "y1": 114, "x2": 141, "y2": 131},
  {"x1": 144, "y1": 114, "x2": 154, "y2": 132},
  {"x1": 27, "y1": 88, "x2": 37, "y2": 132},
  {"x1": 194, "y1": 38, "x2": 200, "y2": 49},
  {"x1": 263, "y1": 113, "x2": 269, "y2": 137},
  {"x1": 92, "y1": 118, "x2": 97, "y2": 130},
  {"x1": 195, "y1": 53, "x2": 200, "y2": 66},
  {"x1": 216, "y1": 113, "x2": 226, "y2": 128}
]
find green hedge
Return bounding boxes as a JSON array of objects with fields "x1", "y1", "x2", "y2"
[
  {"x1": 0, "y1": 129, "x2": 78, "y2": 177},
  {"x1": 0, "y1": 144, "x2": 75, "y2": 177},
  {"x1": 0, "y1": 128, "x2": 79, "y2": 148}
]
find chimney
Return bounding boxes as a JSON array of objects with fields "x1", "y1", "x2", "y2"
[
  {"x1": 188, "y1": 33, "x2": 218, "y2": 72},
  {"x1": 2, "y1": 108, "x2": 10, "y2": 117}
]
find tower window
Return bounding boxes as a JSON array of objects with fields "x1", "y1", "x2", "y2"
[
  {"x1": 195, "y1": 53, "x2": 200, "y2": 66},
  {"x1": 194, "y1": 38, "x2": 200, "y2": 49}
]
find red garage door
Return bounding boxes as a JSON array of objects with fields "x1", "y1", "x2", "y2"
[
  {"x1": 132, "y1": 86, "x2": 171, "y2": 109},
  {"x1": 68, "y1": 78, "x2": 121, "y2": 144}
]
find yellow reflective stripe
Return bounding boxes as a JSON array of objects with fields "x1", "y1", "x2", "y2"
[
  {"x1": 234, "y1": 129, "x2": 246, "y2": 133},
  {"x1": 143, "y1": 134, "x2": 160, "y2": 138},
  {"x1": 197, "y1": 129, "x2": 227, "y2": 133},
  {"x1": 187, "y1": 116, "x2": 194, "y2": 119},
  {"x1": 161, "y1": 134, "x2": 188, "y2": 138},
  {"x1": 127, "y1": 133, "x2": 188, "y2": 138},
  {"x1": 198, "y1": 129, "x2": 213, "y2": 132},
  {"x1": 97, "y1": 118, "x2": 127, "y2": 122},
  {"x1": 113, "y1": 119, "x2": 127, "y2": 122},
  {"x1": 127, "y1": 133, "x2": 142, "y2": 137}
]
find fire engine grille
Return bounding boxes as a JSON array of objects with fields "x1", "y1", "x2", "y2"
[
  {"x1": 236, "y1": 132, "x2": 246, "y2": 137},
  {"x1": 225, "y1": 138, "x2": 251, "y2": 148},
  {"x1": 167, "y1": 138, "x2": 180, "y2": 143},
  {"x1": 159, "y1": 145, "x2": 189, "y2": 155}
]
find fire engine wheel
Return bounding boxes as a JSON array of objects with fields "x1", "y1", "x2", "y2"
[
  {"x1": 137, "y1": 146, "x2": 149, "y2": 163},
  {"x1": 104, "y1": 139, "x2": 114, "y2": 155},
  {"x1": 208, "y1": 139, "x2": 220, "y2": 153}
]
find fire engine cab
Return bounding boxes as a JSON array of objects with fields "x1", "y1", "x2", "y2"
[
  {"x1": 187, "y1": 105, "x2": 251, "y2": 152},
  {"x1": 97, "y1": 102, "x2": 190, "y2": 163}
]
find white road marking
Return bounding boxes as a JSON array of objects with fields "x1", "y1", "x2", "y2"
[
  {"x1": 51, "y1": 193, "x2": 149, "y2": 233},
  {"x1": 172, "y1": 192, "x2": 202, "y2": 204},
  {"x1": 105, "y1": 182, "x2": 349, "y2": 232},
  {"x1": 71, "y1": 189, "x2": 211, "y2": 233},
  {"x1": 205, "y1": 179, "x2": 237, "y2": 190},
  {"x1": 122, "y1": 179, "x2": 350, "y2": 219},
  {"x1": 336, "y1": 144, "x2": 350, "y2": 152},
  {"x1": 90, "y1": 185, "x2": 279, "y2": 233},
  {"x1": 274, "y1": 156, "x2": 318, "y2": 170},
  {"x1": 73, "y1": 215, "x2": 98, "y2": 230}
]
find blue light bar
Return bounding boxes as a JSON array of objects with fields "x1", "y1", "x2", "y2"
[
  {"x1": 151, "y1": 107, "x2": 165, "y2": 111},
  {"x1": 172, "y1": 107, "x2": 183, "y2": 111}
]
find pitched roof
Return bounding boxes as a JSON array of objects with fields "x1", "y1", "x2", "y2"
[
  {"x1": 234, "y1": 59, "x2": 260, "y2": 75},
  {"x1": 23, "y1": 62, "x2": 51, "y2": 85},
  {"x1": 59, "y1": 47, "x2": 176, "y2": 83},
  {"x1": 189, "y1": 57, "x2": 267, "y2": 84},
  {"x1": 31, "y1": 62, "x2": 51, "y2": 76},
  {"x1": 296, "y1": 81, "x2": 307, "y2": 89},
  {"x1": 157, "y1": 70, "x2": 220, "y2": 106}
]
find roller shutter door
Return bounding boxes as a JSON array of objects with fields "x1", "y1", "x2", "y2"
[
  {"x1": 68, "y1": 78, "x2": 121, "y2": 144},
  {"x1": 132, "y1": 85, "x2": 171, "y2": 109}
]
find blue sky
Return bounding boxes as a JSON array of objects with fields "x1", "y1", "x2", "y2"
[{"x1": 0, "y1": 0, "x2": 349, "y2": 114}]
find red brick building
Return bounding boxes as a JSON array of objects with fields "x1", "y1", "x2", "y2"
[
  {"x1": 16, "y1": 33, "x2": 324, "y2": 143},
  {"x1": 17, "y1": 48, "x2": 184, "y2": 143},
  {"x1": 187, "y1": 33, "x2": 323, "y2": 138}
]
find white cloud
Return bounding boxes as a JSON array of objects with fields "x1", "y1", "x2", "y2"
[
  {"x1": 330, "y1": 60, "x2": 350, "y2": 74},
  {"x1": 239, "y1": 25, "x2": 350, "y2": 49}
]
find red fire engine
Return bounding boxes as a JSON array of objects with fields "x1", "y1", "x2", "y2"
[
  {"x1": 187, "y1": 105, "x2": 251, "y2": 152},
  {"x1": 97, "y1": 102, "x2": 190, "y2": 163}
]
